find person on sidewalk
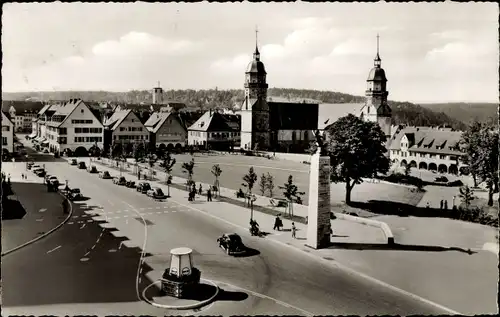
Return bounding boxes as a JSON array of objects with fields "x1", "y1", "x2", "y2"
[
  {"x1": 444, "y1": 200, "x2": 448, "y2": 210},
  {"x1": 198, "y1": 184, "x2": 203, "y2": 195},
  {"x1": 207, "y1": 188, "x2": 212, "y2": 202},
  {"x1": 440, "y1": 200, "x2": 443, "y2": 209},
  {"x1": 291, "y1": 222, "x2": 297, "y2": 239},
  {"x1": 274, "y1": 215, "x2": 281, "y2": 231}
]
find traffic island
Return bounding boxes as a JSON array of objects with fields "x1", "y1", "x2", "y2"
[{"x1": 142, "y1": 247, "x2": 219, "y2": 310}]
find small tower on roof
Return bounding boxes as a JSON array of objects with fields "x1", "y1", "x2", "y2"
[
  {"x1": 153, "y1": 81, "x2": 163, "y2": 105},
  {"x1": 360, "y1": 34, "x2": 392, "y2": 141}
]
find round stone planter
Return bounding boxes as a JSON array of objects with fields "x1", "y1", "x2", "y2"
[{"x1": 161, "y1": 267, "x2": 201, "y2": 298}]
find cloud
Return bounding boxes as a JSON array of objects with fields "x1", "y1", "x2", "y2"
[
  {"x1": 330, "y1": 39, "x2": 371, "y2": 56},
  {"x1": 91, "y1": 31, "x2": 201, "y2": 57}
]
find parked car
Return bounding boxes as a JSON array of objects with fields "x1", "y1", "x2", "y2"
[
  {"x1": 87, "y1": 166, "x2": 98, "y2": 173},
  {"x1": 136, "y1": 182, "x2": 152, "y2": 194},
  {"x1": 125, "y1": 181, "x2": 136, "y2": 188},
  {"x1": 70, "y1": 159, "x2": 77, "y2": 166},
  {"x1": 99, "y1": 171, "x2": 112, "y2": 179},
  {"x1": 34, "y1": 169, "x2": 46, "y2": 177},
  {"x1": 78, "y1": 162, "x2": 86, "y2": 169},
  {"x1": 32, "y1": 164, "x2": 41, "y2": 171},
  {"x1": 27, "y1": 161, "x2": 35, "y2": 170},
  {"x1": 68, "y1": 188, "x2": 83, "y2": 200},
  {"x1": 48, "y1": 176, "x2": 59, "y2": 186},
  {"x1": 435, "y1": 176, "x2": 449, "y2": 183},
  {"x1": 147, "y1": 187, "x2": 166, "y2": 200},
  {"x1": 44, "y1": 174, "x2": 52, "y2": 182},
  {"x1": 217, "y1": 233, "x2": 246, "y2": 255},
  {"x1": 117, "y1": 176, "x2": 127, "y2": 185}
]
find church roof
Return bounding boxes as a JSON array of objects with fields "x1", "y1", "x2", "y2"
[
  {"x1": 188, "y1": 110, "x2": 240, "y2": 132},
  {"x1": 318, "y1": 103, "x2": 365, "y2": 130},
  {"x1": 246, "y1": 60, "x2": 267, "y2": 74},
  {"x1": 367, "y1": 67, "x2": 387, "y2": 81}
]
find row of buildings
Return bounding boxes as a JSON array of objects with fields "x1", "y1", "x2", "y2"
[{"x1": 2, "y1": 35, "x2": 468, "y2": 174}]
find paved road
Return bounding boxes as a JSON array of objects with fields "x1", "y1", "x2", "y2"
[
  {"x1": 2, "y1": 180, "x2": 66, "y2": 252},
  {"x1": 3, "y1": 162, "x2": 454, "y2": 315}
]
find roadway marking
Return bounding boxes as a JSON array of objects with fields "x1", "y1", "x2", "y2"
[
  {"x1": 36, "y1": 218, "x2": 44, "y2": 222},
  {"x1": 211, "y1": 279, "x2": 313, "y2": 316},
  {"x1": 79, "y1": 223, "x2": 86, "y2": 229},
  {"x1": 123, "y1": 201, "x2": 149, "y2": 301},
  {"x1": 39, "y1": 208, "x2": 47, "y2": 213},
  {"x1": 46, "y1": 245, "x2": 62, "y2": 254},
  {"x1": 168, "y1": 196, "x2": 462, "y2": 315}
]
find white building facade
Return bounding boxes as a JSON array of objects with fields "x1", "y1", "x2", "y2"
[{"x1": 2, "y1": 112, "x2": 14, "y2": 154}]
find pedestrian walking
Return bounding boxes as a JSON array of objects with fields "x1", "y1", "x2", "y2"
[
  {"x1": 273, "y1": 215, "x2": 281, "y2": 231},
  {"x1": 291, "y1": 222, "x2": 297, "y2": 239},
  {"x1": 444, "y1": 200, "x2": 448, "y2": 210},
  {"x1": 426, "y1": 202, "x2": 430, "y2": 208},
  {"x1": 198, "y1": 184, "x2": 203, "y2": 195},
  {"x1": 207, "y1": 188, "x2": 212, "y2": 202},
  {"x1": 440, "y1": 200, "x2": 444, "y2": 209}
]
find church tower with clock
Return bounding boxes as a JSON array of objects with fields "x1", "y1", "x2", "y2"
[
  {"x1": 240, "y1": 29, "x2": 270, "y2": 151},
  {"x1": 360, "y1": 35, "x2": 392, "y2": 141}
]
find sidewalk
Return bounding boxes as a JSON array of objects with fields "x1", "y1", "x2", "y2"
[{"x1": 91, "y1": 159, "x2": 386, "y2": 247}]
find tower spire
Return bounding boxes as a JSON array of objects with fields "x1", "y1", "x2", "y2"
[
  {"x1": 374, "y1": 34, "x2": 381, "y2": 67},
  {"x1": 157, "y1": 81, "x2": 160, "y2": 88},
  {"x1": 253, "y1": 25, "x2": 260, "y2": 60}
]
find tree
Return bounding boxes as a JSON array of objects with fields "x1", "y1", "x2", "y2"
[
  {"x1": 161, "y1": 152, "x2": 176, "y2": 197},
  {"x1": 242, "y1": 167, "x2": 258, "y2": 220},
  {"x1": 404, "y1": 163, "x2": 412, "y2": 177},
  {"x1": 182, "y1": 159, "x2": 195, "y2": 190},
  {"x1": 459, "y1": 185, "x2": 475, "y2": 209},
  {"x1": 266, "y1": 172, "x2": 275, "y2": 197},
  {"x1": 259, "y1": 173, "x2": 268, "y2": 196},
  {"x1": 132, "y1": 142, "x2": 145, "y2": 176},
  {"x1": 325, "y1": 114, "x2": 390, "y2": 204},
  {"x1": 474, "y1": 127, "x2": 499, "y2": 206},
  {"x1": 146, "y1": 153, "x2": 157, "y2": 180},
  {"x1": 460, "y1": 121, "x2": 483, "y2": 187},
  {"x1": 211, "y1": 164, "x2": 222, "y2": 198},
  {"x1": 279, "y1": 175, "x2": 305, "y2": 218}
]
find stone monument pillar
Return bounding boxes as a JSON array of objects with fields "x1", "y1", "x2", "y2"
[
  {"x1": 307, "y1": 146, "x2": 332, "y2": 249},
  {"x1": 162, "y1": 247, "x2": 201, "y2": 298}
]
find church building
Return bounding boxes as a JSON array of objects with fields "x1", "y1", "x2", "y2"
[{"x1": 240, "y1": 33, "x2": 392, "y2": 153}]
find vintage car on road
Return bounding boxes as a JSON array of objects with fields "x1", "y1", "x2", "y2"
[
  {"x1": 48, "y1": 176, "x2": 59, "y2": 186},
  {"x1": 125, "y1": 181, "x2": 136, "y2": 188},
  {"x1": 146, "y1": 187, "x2": 166, "y2": 200},
  {"x1": 33, "y1": 168, "x2": 46, "y2": 177},
  {"x1": 32, "y1": 164, "x2": 41, "y2": 171},
  {"x1": 217, "y1": 233, "x2": 246, "y2": 255},
  {"x1": 27, "y1": 161, "x2": 35, "y2": 169},
  {"x1": 87, "y1": 166, "x2": 98, "y2": 173},
  {"x1": 113, "y1": 176, "x2": 127, "y2": 185},
  {"x1": 68, "y1": 188, "x2": 83, "y2": 200},
  {"x1": 70, "y1": 159, "x2": 77, "y2": 166},
  {"x1": 136, "y1": 182, "x2": 151, "y2": 194},
  {"x1": 99, "y1": 171, "x2": 112, "y2": 179},
  {"x1": 78, "y1": 162, "x2": 87, "y2": 169}
]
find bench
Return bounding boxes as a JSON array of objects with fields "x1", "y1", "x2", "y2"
[{"x1": 270, "y1": 199, "x2": 288, "y2": 208}]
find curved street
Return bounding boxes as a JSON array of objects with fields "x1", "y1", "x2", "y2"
[{"x1": 3, "y1": 161, "x2": 453, "y2": 315}]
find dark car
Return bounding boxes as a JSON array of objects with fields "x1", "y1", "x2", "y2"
[
  {"x1": 126, "y1": 181, "x2": 136, "y2": 188},
  {"x1": 87, "y1": 166, "x2": 98, "y2": 173},
  {"x1": 68, "y1": 188, "x2": 83, "y2": 201},
  {"x1": 136, "y1": 182, "x2": 151, "y2": 194},
  {"x1": 217, "y1": 233, "x2": 246, "y2": 255},
  {"x1": 78, "y1": 162, "x2": 86, "y2": 169},
  {"x1": 34, "y1": 168, "x2": 46, "y2": 177},
  {"x1": 27, "y1": 161, "x2": 35, "y2": 170},
  {"x1": 70, "y1": 159, "x2": 77, "y2": 166},
  {"x1": 117, "y1": 176, "x2": 127, "y2": 186},
  {"x1": 99, "y1": 171, "x2": 112, "y2": 179},
  {"x1": 147, "y1": 187, "x2": 166, "y2": 200}
]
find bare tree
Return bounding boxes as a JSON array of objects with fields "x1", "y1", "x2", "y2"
[
  {"x1": 182, "y1": 159, "x2": 195, "y2": 190},
  {"x1": 211, "y1": 164, "x2": 222, "y2": 198},
  {"x1": 279, "y1": 175, "x2": 305, "y2": 218}
]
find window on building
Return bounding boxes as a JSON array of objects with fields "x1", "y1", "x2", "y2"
[
  {"x1": 59, "y1": 128, "x2": 67, "y2": 135},
  {"x1": 2, "y1": 126, "x2": 10, "y2": 131},
  {"x1": 2, "y1": 137, "x2": 7, "y2": 145},
  {"x1": 439, "y1": 155, "x2": 446, "y2": 160},
  {"x1": 429, "y1": 154, "x2": 436, "y2": 158}
]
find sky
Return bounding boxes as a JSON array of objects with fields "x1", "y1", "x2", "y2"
[{"x1": 2, "y1": 2, "x2": 498, "y2": 103}]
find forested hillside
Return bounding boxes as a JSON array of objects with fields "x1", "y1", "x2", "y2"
[
  {"x1": 2, "y1": 88, "x2": 468, "y2": 130},
  {"x1": 420, "y1": 102, "x2": 497, "y2": 126}
]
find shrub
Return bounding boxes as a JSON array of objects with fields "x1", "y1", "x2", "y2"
[{"x1": 435, "y1": 176, "x2": 449, "y2": 182}]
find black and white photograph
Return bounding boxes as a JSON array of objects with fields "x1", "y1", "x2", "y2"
[{"x1": 1, "y1": 1, "x2": 498, "y2": 316}]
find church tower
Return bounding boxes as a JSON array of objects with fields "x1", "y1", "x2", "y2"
[
  {"x1": 152, "y1": 81, "x2": 163, "y2": 105},
  {"x1": 360, "y1": 34, "x2": 392, "y2": 140},
  {"x1": 240, "y1": 27, "x2": 270, "y2": 151}
]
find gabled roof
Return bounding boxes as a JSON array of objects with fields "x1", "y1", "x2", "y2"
[
  {"x1": 188, "y1": 111, "x2": 240, "y2": 132},
  {"x1": 144, "y1": 111, "x2": 178, "y2": 133},
  {"x1": 103, "y1": 109, "x2": 131, "y2": 130},
  {"x1": 1, "y1": 100, "x2": 45, "y2": 115},
  {"x1": 318, "y1": 103, "x2": 365, "y2": 130},
  {"x1": 269, "y1": 101, "x2": 319, "y2": 130},
  {"x1": 2, "y1": 111, "x2": 14, "y2": 126},
  {"x1": 389, "y1": 126, "x2": 463, "y2": 155}
]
